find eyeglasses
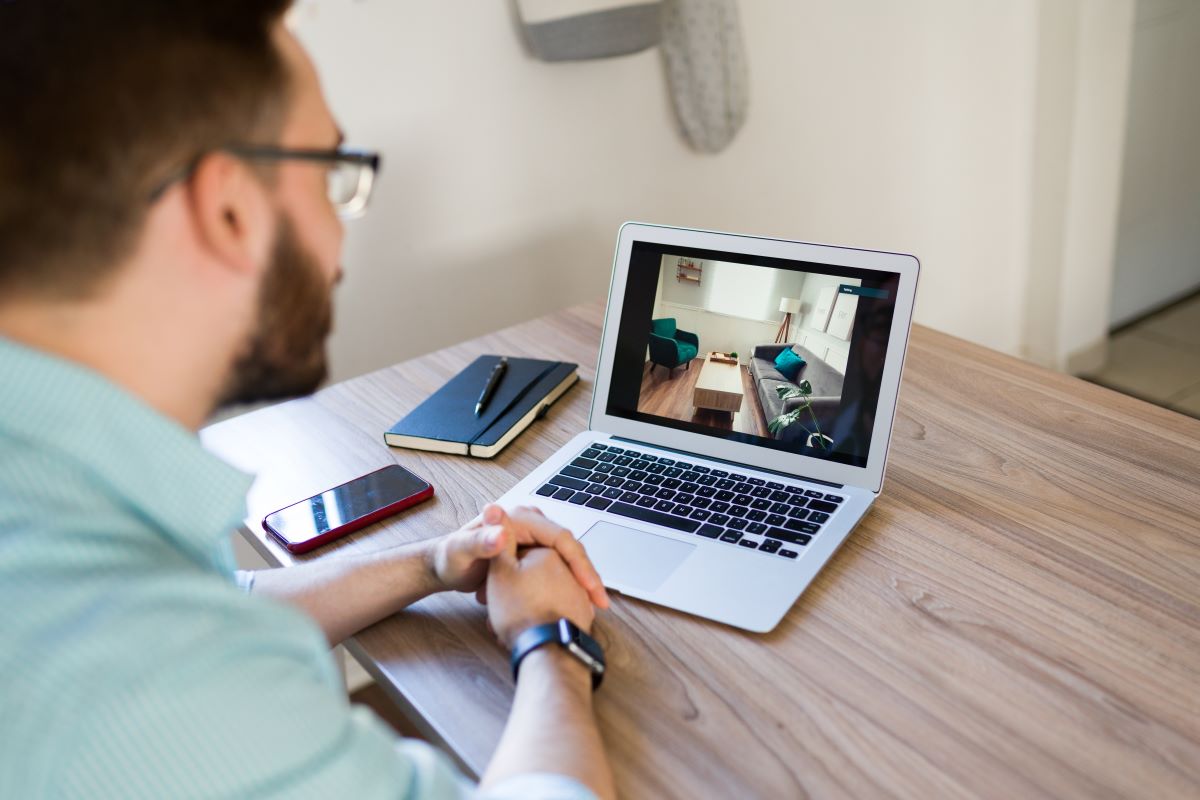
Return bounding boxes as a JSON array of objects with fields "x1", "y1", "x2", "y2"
[
  {"x1": 226, "y1": 145, "x2": 382, "y2": 220},
  {"x1": 149, "y1": 145, "x2": 383, "y2": 220}
]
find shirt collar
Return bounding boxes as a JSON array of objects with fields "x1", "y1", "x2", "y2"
[{"x1": 0, "y1": 335, "x2": 254, "y2": 567}]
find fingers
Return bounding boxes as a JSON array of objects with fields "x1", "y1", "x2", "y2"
[{"x1": 505, "y1": 507, "x2": 610, "y2": 609}]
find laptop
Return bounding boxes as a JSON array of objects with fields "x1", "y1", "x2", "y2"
[{"x1": 496, "y1": 223, "x2": 919, "y2": 632}]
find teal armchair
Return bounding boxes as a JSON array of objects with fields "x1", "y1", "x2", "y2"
[{"x1": 648, "y1": 318, "x2": 699, "y2": 375}]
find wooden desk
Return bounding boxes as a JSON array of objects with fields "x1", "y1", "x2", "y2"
[{"x1": 201, "y1": 301, "x2": 1200, "y2": 799}]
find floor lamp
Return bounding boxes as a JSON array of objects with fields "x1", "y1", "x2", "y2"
[{"x1": 775, "y1": 297, "x2": 802, "y2": 343}]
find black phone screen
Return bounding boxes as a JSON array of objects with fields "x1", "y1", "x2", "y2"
[{"x1": 264, "y1": 465, "x2": 429, "y2": 543}]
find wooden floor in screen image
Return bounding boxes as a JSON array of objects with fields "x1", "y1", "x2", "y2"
[{"x1": 636, "y1": 358, "x2": 769, "y2": 438}]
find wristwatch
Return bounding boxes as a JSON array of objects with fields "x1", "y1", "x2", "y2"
[{"x1": 510, "y1": 618, "x2": 606, "y2": 690}]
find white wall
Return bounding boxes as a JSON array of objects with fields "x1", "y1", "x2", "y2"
[
  {"x1": 288, "y1": 1, "x2": 1133, "y2": 383},
  {"x1": 1109, "y1": 0, "x2": 1200, "y2": 326}
]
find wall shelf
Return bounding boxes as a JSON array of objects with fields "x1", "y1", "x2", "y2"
[{"x1": 676, "y1": 258, "x2": 702, "y2": 284}]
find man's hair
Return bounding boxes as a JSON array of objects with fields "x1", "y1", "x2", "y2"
[{"x1": 0, "y1": 0, "x2": 294, "y2": 299}]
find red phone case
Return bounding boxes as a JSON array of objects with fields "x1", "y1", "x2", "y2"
[{"x1": 263, "y1": 474, "x2": 434, "y2": 554}]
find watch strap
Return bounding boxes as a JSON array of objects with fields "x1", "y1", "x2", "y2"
[{"x1": 510, "y1": 618, "x2": 605, "y2": 690}]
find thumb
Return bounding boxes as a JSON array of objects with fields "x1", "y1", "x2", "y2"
[{"x1": 466, "y1": 523, "x2": 507, "y2": 560}]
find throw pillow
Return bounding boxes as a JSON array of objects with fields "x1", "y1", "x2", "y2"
[{"x1": 774, "y1": 348, "x2": 806, "y2": 382}]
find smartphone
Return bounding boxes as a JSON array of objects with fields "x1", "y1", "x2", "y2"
[{"x1": 262, "y1": 464, "x2": 434, "y2": 554}]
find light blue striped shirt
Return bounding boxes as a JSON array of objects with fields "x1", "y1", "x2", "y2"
[{"x1": 0, "y1": 336, "x2": 593, "y2": 799}]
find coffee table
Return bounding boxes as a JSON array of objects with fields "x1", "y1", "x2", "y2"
[{"x1": 693, "y1": 352, "x2": 744, "y2": 414}]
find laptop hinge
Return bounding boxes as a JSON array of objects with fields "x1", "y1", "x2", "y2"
[{"x1": 610, "y1": 436, "x2": 845, "y2": 489}]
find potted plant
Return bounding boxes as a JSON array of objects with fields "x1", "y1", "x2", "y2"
[{"x1": 767, "y1": 380, "x2": 833, "y2": 452}]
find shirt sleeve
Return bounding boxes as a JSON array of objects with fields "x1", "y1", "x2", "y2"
[{"x1": 476, "y1": 772, "x2": 599, "y2": 800}]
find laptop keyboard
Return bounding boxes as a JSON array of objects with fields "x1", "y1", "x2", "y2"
[{"x1": 533, "y1": 443, "x2": 845, "y2": 561}]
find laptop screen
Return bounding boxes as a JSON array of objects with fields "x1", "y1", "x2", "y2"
[{"x1": 604, "y1": 240, "x2": 901, "y2": 469}]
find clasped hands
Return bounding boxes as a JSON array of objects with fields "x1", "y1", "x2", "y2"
[{"x1": 428, "y1": 504, "x2": 610, "y2": 647}]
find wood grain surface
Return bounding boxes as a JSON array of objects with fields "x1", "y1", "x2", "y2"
[
  {"x1": 637, "y1": 358, "x2": 768, "y2": 437},
  {"x1": 201, "y1": 300, "x2": 1200, "y2": 800}
]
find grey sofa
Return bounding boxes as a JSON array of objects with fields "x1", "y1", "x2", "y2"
[{"x1": 749, "y1": 344, "x2": 844, "y2": 442}]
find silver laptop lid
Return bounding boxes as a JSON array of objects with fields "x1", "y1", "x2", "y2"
[{"x1": 589, "y1": 223, "x2": 919, "y2": 493}]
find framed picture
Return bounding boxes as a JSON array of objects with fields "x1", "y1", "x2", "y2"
[
  {"x1": 827, "y1": 292, "x2": 859, "y2": 341},
  {"x1": 809, "y1": 286, "x2": 837, "y2": 332}
]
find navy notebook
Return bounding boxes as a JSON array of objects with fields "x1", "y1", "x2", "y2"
[{"x1": 384, "y1": 356, "x2": 578, "y2": 458}]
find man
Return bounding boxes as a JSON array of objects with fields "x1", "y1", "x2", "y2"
[{"x1": 0, "y1": 2, "x2": 616, "y2": 798}]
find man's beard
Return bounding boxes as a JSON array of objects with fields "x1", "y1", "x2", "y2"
[{"x1": 217, "y1": 216, "x2": 334, "y2": 408}]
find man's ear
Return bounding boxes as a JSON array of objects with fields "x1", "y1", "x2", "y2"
[{"x1": 186, "y1": 152, "x2": 275, "y2": 277}]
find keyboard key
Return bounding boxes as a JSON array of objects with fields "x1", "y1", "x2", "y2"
[
  {"x1": 727, "y1": 506, "x2": 747, "y2": 518},
  {"x1": 697, "y1": 486, "x2": 716, "y2": 498},
  {"x1": 709, "y1": 502, "x2": 730, "y2": 514},
  {"x1": 623, "y1": 450, "x2": 642, "y2": 458},
  {"x1": 714, "y1": 490, "x2": 735, "y2": 502},
  {"x1": 663, "y1": 468, "x2": 683, "y2": 478},
  {"x1": 588, "y1": 472, "x2": 607, "y2": 483},
  {"x1": 612, "y1": 466, "x2": 631, "y2": 477},
  {"x1": 549, "y1": 474, "x2": 588, "y2": 491},
  {"x1": 770, "y1": 490, "x2": 790, "y2": 503},
  {"x1": 809, "y1": 511, "x2": 830, "y2": 525},
  {"x1": 586, "y1": 484, "x2": 606, "y2": 495},
  {"x1": 720, "y1": 531, "x2": 742, "y2": 544},
  {"x1": 715, "y1": 479, "x2": 735, "y2": 491},
  {"x1": 637, "y1": 484, "x2": 658, "y2": 496},
  {"x1": 636, "y1": 495, "x2": 657, "y2": 508},
  {"x1": 747, "y1": 478, "x2": 766, "y2": 486},
  {"x1": 784, "y1": 519, "x2": 820, "y2": 534},
  {"x1": 645, "y1": 475, "x2": 665, "y2": 486},
  {"x1": 675, "y1": 462, "x2": 693, "y2": 469},
  {"x1": 766, "y1": 481, "x2": 784, "y2": 490},
  {"x1": 624, "y1": 481, "x2": 642, "y2": 492},
  {"x1": 747, "y1": 522, "x2": 768, "y2": 535},
  {"x1": 750, "y1": 499, "x2": 771, "y2": 511},
  {"x1": 681, "y1": 471, "x2": 700, "y2": 482},
  {"x1": 766, "y1": 527, "x2": 813, "y2": 546},
  {"x1": 697, "y1": 475, "x2": 717, "y2": 486},
  {"x1": 568, "y1": 492, "x2": 590, "y2": 505},
  {"x1": 536, "y1": 484, "x2": 557, "y2": 497},
  {"x1": 641, "y1": 454, "x2": 657, "y2": 462},
  {"x1": 689, "y1": 508, "x2": 711, "y2": 521},
  {"x1": 803, "y1": 489, "x2": 823, "y2": 498},
  {"x1": 692, "y1": 497, "x2": 712, "y2": 509},
  {"x1": 581, "y1": 448, "x2": 602, "y2": 459},
  {"x1": 571, "y1": 457, "x2": 598, "y2": 471},
  {"x1": 778, "y1": 549, "x2": 799, "y2": 559},
  {"x1": 728, "y1": 518, "x2": 749, "y2": 530},
  {"x1": 807, "y1": 499, "x2": 838, "y2": 514},
  {"x1": 647, "y1": 464, "x2": 667, "y2": 474},
  {"x1": 604, "y1": 476, "x2": 625, "y2": 488},
  {"x1": 608, "y1": 502, "x2": 701, "y2": 533},
  {"x1": 747, "y1": 510, "x2": 767, "y2": 522},
  {"x1": 680, "y1": 482, "x2": 700, "y2": 494},
  {"x1": 710, "y1": 513, "x2": 731, "y2": 526},
  {"x1": 750, "y1": 487, "x2": 772, "y2": 499},
  {"x1": 769, "y1": 502, "x2": 790, "y2": 515},
  {"x1": 675, "y1": 493, "x2": 695, "y2": 505},
  {"x1": 596, "y1": 463, "x2": 615, "y2": 474},
  {"x1": 697, "y1": 524, "x2": 723, "y2": 539},
  {"x1": 597, "y1": 452, "x2": 616, "y2": 463},
  {"x1": 591, "y1": 443, "x2": 608, "y2": 450},
  {"x1": 615, "y1": 457, "x2": 633, "y2": 467},
  {"x1": 693, "y1": 465, "x2": 711, "y2": 474},
  {"x1": 672, "y1": 503, "x2": 693, "y2": 516},
  {"x1": 733, "y1": 482, "x2": 753, "y2": 494},
  {"x1": 560, "y1": 465, "x2": 591, "y2": 480},
  {"x1": 766, "y1": 514, "x2": 787, "y2": 527},
  {"x1": 656, "y1": 488, "x2": 677, "y2": 501},
  {"x1": 606, "y1": 447, "x2": 624, "y2": 454},
  {"x1": 788, "y1": 494, "x2": 807, "y2": 506},
  {"x1": 620, "y1": 491, "x2": 640, "y2": 503},
  {"x1": 662, "y1": 478, "x2": 682, "y2": 489},
  {"x1": 824, "y1": 493, "x2": 845, "y2": 503},
  {"x1": 631, "y1": 460, "x2": 649, "y2": 470},
  {"x1": 586, "y1": 497, "x2": 613, "y2": 511},
  {"x1": 787, "y1": 506, "x2": 809, "y2": 520},
  {"x1": 711, "y1": 469, "x2": 729, "y2": 478},
  {"x1": 657, "y1": 458, "x2": 675, "y2": 466},
  {"x1": 655, "y1": 500, "x2": 676, "y2": 512},
  {"x1": 603, "y1": 488, "x2": 623, "y2": 499},
  {"x1": 732, "y1": 494, "x2": 753, "y2": 506},
  {"x1": 759, "y1": 539, "x2": 781, "y2": 554}
]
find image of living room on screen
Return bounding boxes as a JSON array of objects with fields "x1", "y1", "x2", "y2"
[{"x1": 636, "y1": 255, "x2": 861, "y2": 453}]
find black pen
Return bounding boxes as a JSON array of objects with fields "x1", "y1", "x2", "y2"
[{"x1": 475, "y1": 357, "x2": 508, "y2": 416}]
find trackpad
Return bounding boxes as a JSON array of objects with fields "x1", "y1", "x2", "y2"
[{"x1": 580, "y1": 521, "x2": 695, "y2": 593}]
